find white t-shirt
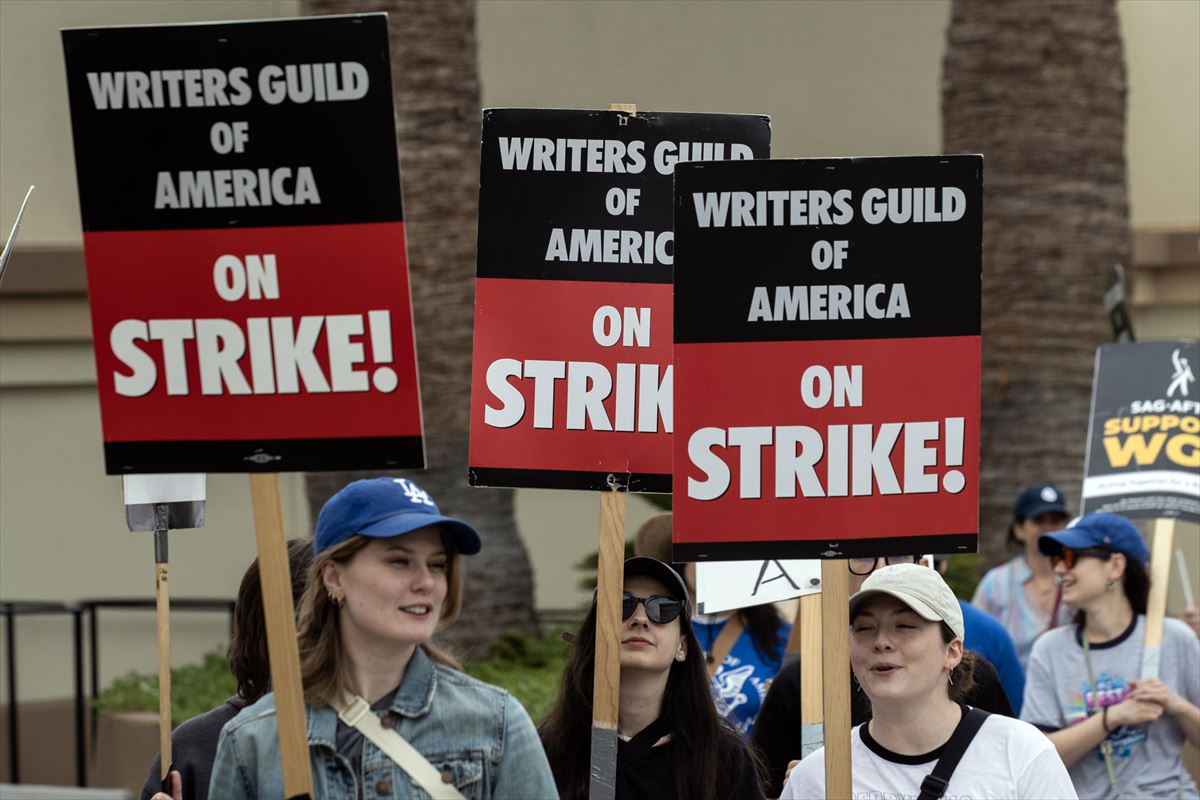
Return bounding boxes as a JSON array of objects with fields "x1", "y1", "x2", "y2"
[{"x1": 780, "y1": 710, "x2": 1077, "y2": 800}]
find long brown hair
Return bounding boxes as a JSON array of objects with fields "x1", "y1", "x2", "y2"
[
  {"x1": 296, "y1": 528, "x2": 464, "y2": 706},
  {"x1": 227, "y1": 538, "x2": 313, "y2": 703},
  {"x1": 540, "y1": 601, "x2": 765, "y2": 800}
]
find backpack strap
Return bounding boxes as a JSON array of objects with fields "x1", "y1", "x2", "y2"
[{"x1": 915, "y1": 707, "x2": 989, "y2": 800}]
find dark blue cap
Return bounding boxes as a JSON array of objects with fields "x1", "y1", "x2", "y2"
[
  {"x1": 315, "y1": 478, "x2": 482, "y2": 556},
  {"x1": 1038, "y1": 513, "x2": 1149, "y2": 564},
  {"x1": 1013, "y1": 484, "x2": 1069, "y2": 520}
]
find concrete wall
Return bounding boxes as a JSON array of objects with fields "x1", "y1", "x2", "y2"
[
  {"x1": 0, "y1": 0, "x2": 306, "y2": 704},
  {"x1": 1, "y1": 0, "x2": 1197, "y2": 704}
]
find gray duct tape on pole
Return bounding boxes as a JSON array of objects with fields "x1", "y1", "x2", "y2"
[
  {"x1": 800, "y1": 723, "x2": 824, "y2": 759},
  {"x1": 589, "y1": 727, "x2": 618, "y2": 800}
]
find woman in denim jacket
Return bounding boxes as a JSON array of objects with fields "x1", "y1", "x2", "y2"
[{"x1": 208, "y1": 478, "x2": 558, "y2": 800}]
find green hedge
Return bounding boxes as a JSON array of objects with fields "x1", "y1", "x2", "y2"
[
  {"x1": 94, "y1": 649, "x2": 237, "y2": 727},
  {"x1": 95, "y1": 630, "x2": 574, "y2": 728}
]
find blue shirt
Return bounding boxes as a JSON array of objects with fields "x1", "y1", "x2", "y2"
[
  {"x1": 693, "y1": 614, "x2": 791, "y2": 736},
  {"x1": 959, "y1": 598, "x2": 1026, "y2": 715}
]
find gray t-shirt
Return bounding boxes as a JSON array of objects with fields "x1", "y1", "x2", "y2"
[
  {"x1": 1022, "y1": 615, "x2": 1200, "y2": 800},
  {"x1": 334, "y1": 685, "x2": 401, "y2": 800}
]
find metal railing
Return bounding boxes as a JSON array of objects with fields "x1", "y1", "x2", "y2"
[{"x1": 0, "y1": 598, "x2": 234, "y2": 787}]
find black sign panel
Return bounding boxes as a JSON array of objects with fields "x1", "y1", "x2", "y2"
[
  {"x1": 674, "y1": 156, "x2": 982, "y2": 344},
  {"x1": 477, "y1": 109, "x2": 771, "y2": 284},
  {"x1": 62, "y1": 15, "x2": 403, "y2": 231},
  {"x1": 1082, "y1": 341, "x2": 1200, "y2": 522}
]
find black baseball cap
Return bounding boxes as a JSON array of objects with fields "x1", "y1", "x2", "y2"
[{"x1": 1013, "y1": 484, "x2": 1069, "y2": 520}]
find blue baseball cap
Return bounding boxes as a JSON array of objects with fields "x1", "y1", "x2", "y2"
[
  {"x1": 1037, "y1": 512, "x2": 1149, "y2": 564},
  {"x1": 315, "y1": 478, "x2": 482, "y2": 556},
  {"x1": 1013, "y1": 484, "x2": 1069, "y2": 520}
]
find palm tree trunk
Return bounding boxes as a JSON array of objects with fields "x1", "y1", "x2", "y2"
[
  {"x1": 301, "y1": 0, "x2": 537, "y2": 656},
  {"x1": 942, "y1": 0, "x2": 1131, "y2": 567}
]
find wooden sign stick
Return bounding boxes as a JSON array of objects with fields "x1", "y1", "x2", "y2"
[
  {"x1": 249, "y1": 474, "x2": 313, "y2": 800},
  {"x1": 820, "y1": 560, "x2": 852, "y2": 799},
  {"x1": 588, "y1": 100, "x2": 637, "y2": 800},
  {"x1": 153, "y1": 507, "x2": 171, "y2": 784},
  {"x1": 1141, "y1": 517, "x2": 1176, "y2": 679},
  {"x1": 590, "y1": 483, "x2": 627, "y2": 800}
]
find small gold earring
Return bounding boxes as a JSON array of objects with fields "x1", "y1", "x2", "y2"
[{"x1": 329, "y1": 591, "x2": 344, "y2": 608}]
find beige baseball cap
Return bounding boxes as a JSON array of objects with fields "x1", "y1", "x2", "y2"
[{"x1": 848, "y1": 563, "x2": 965, "y2": 640}]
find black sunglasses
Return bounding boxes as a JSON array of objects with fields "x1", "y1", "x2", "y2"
[
  {"x1": 622, "y1": 592, "x2": 683, "y2": 624},
  {"x1": 1050, "y1": 547, "x2": 1113, "y2": 570}
]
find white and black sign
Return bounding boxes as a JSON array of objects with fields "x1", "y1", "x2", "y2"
[{"x1": 1083, "y1": 341, "x2": 1200, "y2": 522}]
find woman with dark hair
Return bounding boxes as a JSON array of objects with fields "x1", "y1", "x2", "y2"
[
  {"x1": 635, "y1": 512, "x2": 789, "y2": 736},
  {"x1": 783, "y1": 563, "x2": 1075, "y2": 799},
  {"x1": 208, "y1": 478, "x2": 556, "y2": 799},
  {"x1": 540, "y1": 556, "x2": 765, "y2": 800},
  {"x1": 1023, "y1": 513, "x2": 1200, "y2": 799},
  {"x1": 144, "y1": 537, "x2": 312, "y2": 800},
  {"x1": 971, "y1": 483, "x2": 1074, "y2": 666}
]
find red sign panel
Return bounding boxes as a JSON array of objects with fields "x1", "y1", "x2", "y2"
[
  {"x1": 63, "y1": 16, "x2": 423, "y2": 473},
  {"x1": 672, "y1": 156, "x2": 982, "y2": 560}
]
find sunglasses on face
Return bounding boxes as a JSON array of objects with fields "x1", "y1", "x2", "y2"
[
  {"x1": 1050, "y1": 547, "x2": 1113, "y2": 570},
  {"x1": 622, "y1": 592, "x2": 683, "y2": 624}
]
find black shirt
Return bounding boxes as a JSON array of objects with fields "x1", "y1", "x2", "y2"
[
  {"x1": 615, "y1": 716, "x2": 765, "y2": 800},
  {"x1": 750, "y1": 655, "x2": 1013, "y2": 798},
  {"x1": 140, "y1": 695, "x2": 249, "y2": 800}
]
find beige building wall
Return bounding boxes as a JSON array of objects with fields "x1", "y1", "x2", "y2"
[
  {"x1": 0, "y1": 0, "x2": 306, "y2": 703},
  {"x1": 1, "y1": 0, "x2": 1197, "y2": 702}
]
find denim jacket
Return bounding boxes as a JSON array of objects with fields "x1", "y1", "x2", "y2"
[{"x1": 209, "y1": 647, "x2": 559, "y2": 799}]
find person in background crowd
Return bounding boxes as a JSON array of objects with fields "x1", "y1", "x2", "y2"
[
  {"x1": 540, "y1": 556, "x2": 765, "y2": 800},
  {"x1": 1023, "y1": 513, "x2": 1200, "y2": 799},
  {"x1": 781, "y1": 564, "x2": 1076, "y2": 800},
  {"x1": 932, "y1": 555, "x2": 1025, "y2": 712},
  {"x1": 208, "y1": 478, "x2": 557, "y2": 799},
  {"x1": 145, "y1": 538, "x2": 312, "y2": 800},
  {"x1": 972, "y1": 483, "x2": 1074, "y2": 666},
  {"x1": 634, "y1": 512, "x2": 789, "y2": 737},
  {"x1": 752, "y1": 555, "x2": 1016, "y2": 798}
]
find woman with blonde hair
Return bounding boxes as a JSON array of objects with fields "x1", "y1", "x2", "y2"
[{"x1": 209, "y1": 477, "x2": 557, "y2": 799}]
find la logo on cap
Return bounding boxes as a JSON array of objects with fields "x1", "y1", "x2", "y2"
[
  {"x1": 393, "y1": 478, "x2": 434, "y2": 507},
  {"x1": 1041, "y1": 487, "x2": 1058, "y2": 503}
]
